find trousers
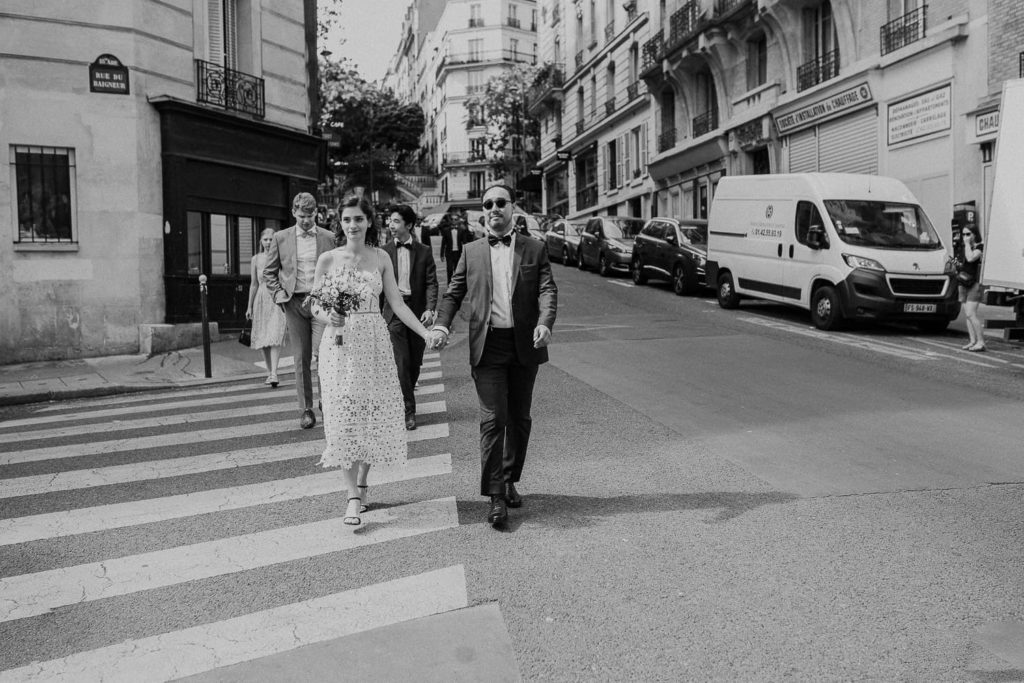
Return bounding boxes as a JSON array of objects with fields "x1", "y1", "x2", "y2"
[{"x1": 282, "y1": 295, "x2": 325, "y2": 411}]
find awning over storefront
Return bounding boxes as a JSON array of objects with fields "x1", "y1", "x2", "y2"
[{"x1": 648, "y1": 136, "x2": 729, "y2": 181}]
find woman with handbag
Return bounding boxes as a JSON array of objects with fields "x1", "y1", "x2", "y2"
[
  {"x1": 957, "y1": 224, "x2": 986, "y2": 352},
  {"x1": 246, "y1": 227, "x2": 288, "y2": 385}
]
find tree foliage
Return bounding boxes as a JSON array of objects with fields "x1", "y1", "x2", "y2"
[{"x1": 465, "y1": 64, "x2": 543, "y2": 180}]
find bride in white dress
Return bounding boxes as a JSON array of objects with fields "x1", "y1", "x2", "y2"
[{"x1": 311, "y1": 196, "x2": 433, "y2": 527}]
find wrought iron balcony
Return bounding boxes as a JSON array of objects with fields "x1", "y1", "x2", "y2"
[
  {"x1": 626, "y1": 81, "x2": 640, "y2": 101},
  {"x1": 437, "y1": 49, "x2": 537, "y2": 77},
  {"x1": 668, "y1": 1, "x2": 701, "y2": 50},
  {"x1": 506, "y1": 16, "x2": 521, "y2": 28},
  {"x1": 880, "y1": 5, "x2": 927, "y2": 56},
  {"x1": 692, "y1": 108, "x2": 718, "y2": 137},
  {"x1": 195, "y1": 59, "x2": 265, "y2": 118},
  {"x1": 658, "y1": 126, "x2": 676, "y2": 152},
  {"x1": 796, "y1": 48, "x2": 839, "y2": 92},
  {"x1": 469, "y1": 17, "x2": 485, "y2": 27},
  {"x1": 641, "y1": 30, "x2": 664, "y2": 73},
  {"x1": 605, "y1": 99, "x2": 617, "y2": 116},
  {"x1": 443, "y1": 151, "x2": 489, "y2": 165},
  {"x1": 714, "y1": 0, "x2": 751, "y2": 17},
  {"x1": 576, "y1": 185, "x2": 598, "y2": 210},
  {"x1": 605, "y1": 21, "x2": 615, "y2": 43}
]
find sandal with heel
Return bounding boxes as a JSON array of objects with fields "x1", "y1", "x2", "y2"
[
  {"x1": 357, "y1": 484, "x2": 369, "y2": 513},
  {"x1": 343, "y1": 497, "x2": 362, "y2": 526}
]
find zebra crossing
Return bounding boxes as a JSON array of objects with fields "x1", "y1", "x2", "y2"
[{"x1": 0, "y1": 352, "x2": 474, "y2": 682}]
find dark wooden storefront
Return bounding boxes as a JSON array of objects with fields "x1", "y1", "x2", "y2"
[{"x1": 153, "y1": 98, "x2": 323, "y2": 327}]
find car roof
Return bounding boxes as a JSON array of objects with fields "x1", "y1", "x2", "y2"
[{"x1": 649, "y1": 217, "x2": 709, "y2": 227}]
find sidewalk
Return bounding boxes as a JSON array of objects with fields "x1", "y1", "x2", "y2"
[{"x1": 0, "y1": 336, "x2": 281, "y2": 407}]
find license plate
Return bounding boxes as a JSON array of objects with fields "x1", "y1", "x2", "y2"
[{"x1": 904, "y1": 303, "x2": 937, "y2": 313}]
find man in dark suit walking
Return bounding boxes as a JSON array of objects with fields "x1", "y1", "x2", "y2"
[
  {"x1": 263, "y1": 192, "x2": 337, "y2": 429},
  {"x1": 430, "y1": 184, "x2": 558, "y2": 527},
  {"x1": 382, "y1": 205, "x2": 439, "y2": 431},
  {"x1": 439, "y1": 212, "x2": 474, "y2": 283}
]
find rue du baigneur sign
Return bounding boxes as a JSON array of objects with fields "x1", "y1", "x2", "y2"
[{"x1": 89, "y1": 54, "x2": 129, "y2": 95}]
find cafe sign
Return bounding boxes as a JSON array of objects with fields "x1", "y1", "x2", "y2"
[{"x1": 89, "y1": 54, "x2": 129, "y2": 95}]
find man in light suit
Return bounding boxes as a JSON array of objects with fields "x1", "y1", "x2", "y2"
[
  {"x1": 382, "y1": 204, "x2": 439, "y2": 431},
  {"x1": 430, "y1": 184, "x2": 558, "y2": 527},
  {"x1": 263, "y1": 192, "x2": 337, "y2": 429}
]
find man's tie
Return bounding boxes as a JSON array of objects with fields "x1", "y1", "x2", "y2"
[{"x1": 487, "y1": 233, "x2": 512, "y2": 247}]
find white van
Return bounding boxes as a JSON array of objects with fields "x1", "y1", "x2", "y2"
[{"x1": 706, "y1": 173, "x2": 959, "y2": 331}]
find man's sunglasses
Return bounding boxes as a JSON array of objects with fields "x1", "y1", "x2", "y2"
[{"x1": 482, "y1": 199, "x2": 509, "y2": 210}]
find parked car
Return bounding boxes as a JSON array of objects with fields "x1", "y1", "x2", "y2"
[
  {"x1": 631, "y1": 218, "x2": 709, "y2": 295},
  {"x1": 578, "y1": 216, "x2": 646, "y2": 276},
  {"x1": 544, "y1": 219, "x2": 585, "y2": 265}
]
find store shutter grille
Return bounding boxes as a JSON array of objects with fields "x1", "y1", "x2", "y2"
[
  {"x1": 818, "y1": 107, "x2": 878, "y2": 174},
  {"x1": 788, "y1": 128, "x2": 818, "y2": 173}
]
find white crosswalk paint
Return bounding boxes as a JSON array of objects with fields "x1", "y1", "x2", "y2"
[
  {"x1": 0, "y1": 566, "x2": 468, "y2": 683},
  {"x1": 0, "y1": 453, "x2": 452, "y2": 546},
  {"x1": 418, "y1": 370, "x2": 442, "y2": 381},
  {"x1": 30, "y1": 380, "x2": 295, "y2": 413},
  {"x1": 2, "y1": 419, "x2": 449, "y2": 466},
  {"x1": 0, "y1": 497, "x2": 459, "y2": 623}
]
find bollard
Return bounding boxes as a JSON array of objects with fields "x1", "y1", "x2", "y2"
[{"x1": 199, "y1": 274, "x2": 212, "y2": 378}]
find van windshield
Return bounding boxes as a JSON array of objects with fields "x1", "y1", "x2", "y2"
[{"x1": 823, "y1": 200, "x2": 943, "y2": 250}]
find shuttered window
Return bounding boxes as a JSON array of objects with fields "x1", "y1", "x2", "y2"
[
  {"x1": 818, "y1": 106, "x2": 878, "y2": 174},
  {"x1": 208, "y1": 0, "x2": 238, "y2": 69}
]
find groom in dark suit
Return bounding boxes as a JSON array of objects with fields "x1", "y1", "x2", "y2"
[
  {"x1": 382, "y1": 205, "x2": 439, "y2": 431},
  {"x1": 431, "y1": 184, "x2": 558, "y2": 527},
  {"x1": 263, "y1": 192, "x2": 337, "y2": 430}
]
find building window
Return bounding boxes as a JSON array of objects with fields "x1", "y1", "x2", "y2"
[
  {"x1": 208, "y1": 0, "x2": 238, "y2": 69},
  {"x1": 470, "y1": 138, "x2": 487, "y2": 160},
  {"x1": 187, "y1": 212, "x2": 274, "y2": 276},
  {"x1": 606, "y1": 139, "x2": 619, "y2": 189},
  {"x1": 746, "y1": 33, "x2": 767, "y2": 90},
  {"x1": 469, "y1": 3, "x2": 483, "y2": 27},
  {"x1": 469, "y1": 39, "x2": 484, "y2": 62},
  {"x1": 510, "y1": 38, "x2": 520, "y2": 59},
  {"x1": 12, "y1": 146, "x2": 77, "y2": 244},
  {"x1": 798, "y1": 2, "x2": 838, "y2": 91}
]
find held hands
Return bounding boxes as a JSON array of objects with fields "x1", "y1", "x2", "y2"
[
  {"x1": 533, "y1": 325, "x2": 551, "y2": 349},
  {"x1": 419, "y1": 310, "x2": 436, "y2": 325},
  {"x1": 427, "y1": 328, "x2": 448, "y2": 351}
]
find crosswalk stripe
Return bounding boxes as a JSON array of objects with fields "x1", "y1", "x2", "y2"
[
  {"x1": 415, "y1": 382, "x2": 444, "y2": 395},
  {"x1": 421, "y1": 360, "x2": 441, "y2": 368},
  {"x1": 0, "y1": 453, "x2": 452, "y2": 546},
  {"x1": 2, "y1": 418, "x2": 449, "y2": 466},
  {"x1": 419, "y1": 370, "x2": 442, "y2": 381},
  {"x1": 0, "y1": 497, "x2": 459, "y2": 623},
  {"x1": 29, "y1": 380, "x2": 295, "y2": 413},
  {"x1": 0, "y1": 565, "x2": 468, "y2": 683},
  {"x1": 0, "y1": 400, "x2": 447, "y2": 446}
]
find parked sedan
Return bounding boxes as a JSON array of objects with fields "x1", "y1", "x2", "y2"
[
  {"x1": 631, "y1": 217, "x2": 709, "y2": 295},
  {"x1": 578, "y1": 216, "x2": 646, "y2": 276},
  {"x1": 544, "y1": 219, "x2": 584, "y2": 265}
]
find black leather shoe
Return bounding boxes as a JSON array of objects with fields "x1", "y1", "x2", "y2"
[
  {"x1": 504, "y1": 483, "x2": 522, "y2": 508},
  {"x1": 405, "y1": 414, "x2": 416, "y2": 430},
  {"x1": 487, "y1": 495, "x2": 508, "y2": 526},
  {"x1": 299, "y1": 409, "x2": 316, "y2": 430}
]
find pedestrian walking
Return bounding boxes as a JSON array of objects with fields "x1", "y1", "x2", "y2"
[
  {"x1": 429, "y1": 184, "x2": 558, "y2": 527},
  {"x1": 413, "y1": 216, "x2": 432, "y2": 249},
  {"x1": 958, "y1": 223, "x2": 986, "y2": 352},
  {"x1": 312, "y1": 196, "x2": 433, "y2": 527},
  {"x1": 439, "y1": 212, "x2": 474, "y2": 283},
  {"x1": 245, "y1": 227, "x2": 287, "y2": 387},
  {"x1": 382, "y1": 204, "x2": 439, "y2": 431},
  {"x1": 263, "y1": 192, "x2": 336, "y2": 429}
]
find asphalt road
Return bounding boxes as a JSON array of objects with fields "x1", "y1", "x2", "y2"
[{"x1": 1, "y1": 252, "x2": 1023, "y2": 681}]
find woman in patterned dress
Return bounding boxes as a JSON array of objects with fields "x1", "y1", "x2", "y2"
[
  {"x1": 246, "y1": 228, "x2": 287, "y2": 386},
  {"x1": 311, "y1": 196, "x2": 433, "y2": 527}
]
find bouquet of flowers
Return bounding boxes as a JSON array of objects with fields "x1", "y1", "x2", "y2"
[{"x1": 304, "y1": 267, "x2": 370, "y2": 345}]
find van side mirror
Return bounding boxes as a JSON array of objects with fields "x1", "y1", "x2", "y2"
[{"x1": 807, "y1": 224, "x2": 828, "y2": 250}]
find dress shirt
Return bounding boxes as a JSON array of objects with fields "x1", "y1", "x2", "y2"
[
  {"x1": 396, "y1": 239, "x2": 412, "y2": 295},
  {"x1": 450, "y1": 228, "x2": 461, "y2": 252},
  {"x1": 295, "y1": 229, "x2": 317, "y2": 294},
  {"x1": 487, "y1": 229, "x2": 515, "y2": 329}
]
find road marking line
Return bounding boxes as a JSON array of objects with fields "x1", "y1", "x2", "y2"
[
  {"x1": 0, "y1": 497, "x2": 459, "y2": 623},
  {"x1": 0, "y1": 453, "x2": 452, "y2": 546},
  {"x1": 608, "y1": 281, "x2": 634, "y2": 288},
  {"x1": 0, "y1": 566, "x2": 468, "y2": 683},
  {"x1": 415, "y1": 383, "x2": 444, "y2": 395},
  {"x1": 740, "y1": 317, "x2": 930, "y2": 361},
  {"x1": 29, "y1": 381, "x2": 295, "y2": 413},
  {"x1": 1, "y1": 418, "x2": 449, "y2": 466},
  {"x1": 418, "y1": 370, "x2": 442, "y2": 381},
  {"x1": 420, "y1": 360, "x2": 441, "y2": 368}
]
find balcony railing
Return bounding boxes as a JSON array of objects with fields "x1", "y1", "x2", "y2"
[
  {"x1": 692, "y1": 108, "x2": 718, "y2": 137},
  {"x1": 468, "y1": 17, "x2": 485, "y2": 27},
  {"x1": 468, "y1": 188, "x2": 484, "y2": 199},
  {"x1": 576, "y1": 185, "x2": 598, "y2": 210},
  {"x1": 437, "y1": 49, "x2": 537, "y2": 76},
  {"x1": 605, "y1": 98, "x2": 617, "y2": 116},
  {"x1": 575, "y1": 50, "x2": 584, "y2": 69},
  {"x1": 605, "y1": 21, "x2": 615, "y2": 43},
  {"x1": 880, "y1": 5, "x2": 927, "y2": 56},
  {"x1": 796, "y1": 48, "x2": 839, "y2": 92},
  {"x1": 641, "y1": 30, "x2": 665, "y2": 72},
  {"x1": 195, "y1": 59, "x2": 265, "y2": 118},
  {"x1": 443, "y1": 151, "x2": 489, "y2": 165},
  {"x1": 467, "y1": 84, "x2": 487, "y2": 94},
  {"x1": 506, "y1": 16, "x2": 521, "y2": 28},
  {"x1": 576, "y1": 120, "x2": 585, "y2": 136},
  {"x1": 714, "y1": 0, "x2": 751, "y2": 17},
  {"x1": 668, "y1": 1, "x2": 701, "y2": 50},
  {"x1": 658, "y1": 126, "x2": 676, "y2": 152},
  {"x1": 626, "y1": 81, "x2": 640, "y2": 101}
]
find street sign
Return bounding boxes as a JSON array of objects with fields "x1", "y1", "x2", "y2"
[
  {"x1": 89, "y1": 54, "x2": 130, "y2": 95},
  {"x1": 556, "y1": 151, "x2": 572, "y2": 161}
]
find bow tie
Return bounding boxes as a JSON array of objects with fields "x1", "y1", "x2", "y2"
[
  {"x1": 487, "y1": 233, "x2": 512, "y2": 247},
  {"x1": 396, "y1": 241, "x2": 413, "y2": 249},
  {"x1": 298, "y1": 229, "x2": 315, "y2": 239}
]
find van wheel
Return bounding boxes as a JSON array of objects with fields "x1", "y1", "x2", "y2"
[
  {"x1": 632, "y1": 256, "x2": 647, "y2": 285},
  {"x1": 599, "y1": 253, "x2": 612, "y2": 277},
  {"x1": 673, "y1": 263, "x2": 696, "y2": 296},
  {"x1": 561, "y1": 246, "x2": 570, "y2": 264},
  {"x1": 810, "y1": 285, "x2": 844, "y2": 330},
  {"x1": 717, "y1": 272, "x2": 740, "y2": 309}
]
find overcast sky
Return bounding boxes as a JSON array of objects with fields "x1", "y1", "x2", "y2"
[{"x1": 326, "y1": 0, "x2": 410, "y2": 83}]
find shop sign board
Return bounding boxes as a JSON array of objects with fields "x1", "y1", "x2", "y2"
[
  {"x1": 89, "y1": 54, "x2": 130, "y2": 94},
  {"x1": 974, "y1": 110, "x2": 999, "y2": 139},
  {"x1": 887, "y1": 84, "x2": 951, "y2": 145},
  {"x1": 774, "y1": 83, "x2": 872, "y2": 134}
]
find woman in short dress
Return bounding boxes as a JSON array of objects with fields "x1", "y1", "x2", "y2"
[
  {"x1": 246, "y1": 227, "x2": 288, "y2": 385},
  {"x1": 311, "y1": 196, "x2": 432, "y2": 527},
  {"x1": 958, "y1": 224, "x2": 986, "y2": 352}
]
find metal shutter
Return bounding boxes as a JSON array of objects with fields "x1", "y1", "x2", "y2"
[
  {"x1": 788, "y1": 128, "x2": 818, "y2": 173},
  {"x1": 818, "y1": 107, "x2": 878, "y2": 174}
]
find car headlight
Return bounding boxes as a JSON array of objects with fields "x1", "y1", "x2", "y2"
[{"x1": 843, "y1": 253, "x2": 885, "y2": 271}]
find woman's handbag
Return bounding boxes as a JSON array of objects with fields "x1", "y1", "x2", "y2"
[
  {"x1": 956, "y1": 269, "x2": 975, "y2": 286},
  {"x1": 238, "y1": 326, "x2": 252, "y2": 347}
]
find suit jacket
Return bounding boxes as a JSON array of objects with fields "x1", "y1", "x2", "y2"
[
  {"x1": 262, "y1": 226, "x2": 337, "y2": 303},
  {"x1": 380, "y1": 240, "x2": 439, "y2": 323},
  {"x1": 414, "y1": 224, "x2": 432, "y2": 249},
  {"x1": 435, "y1": 234, "x2": 557, "y2": 367},
  {"x1": 440, "y1": 223, "x2": 475, "y2": 258}
]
